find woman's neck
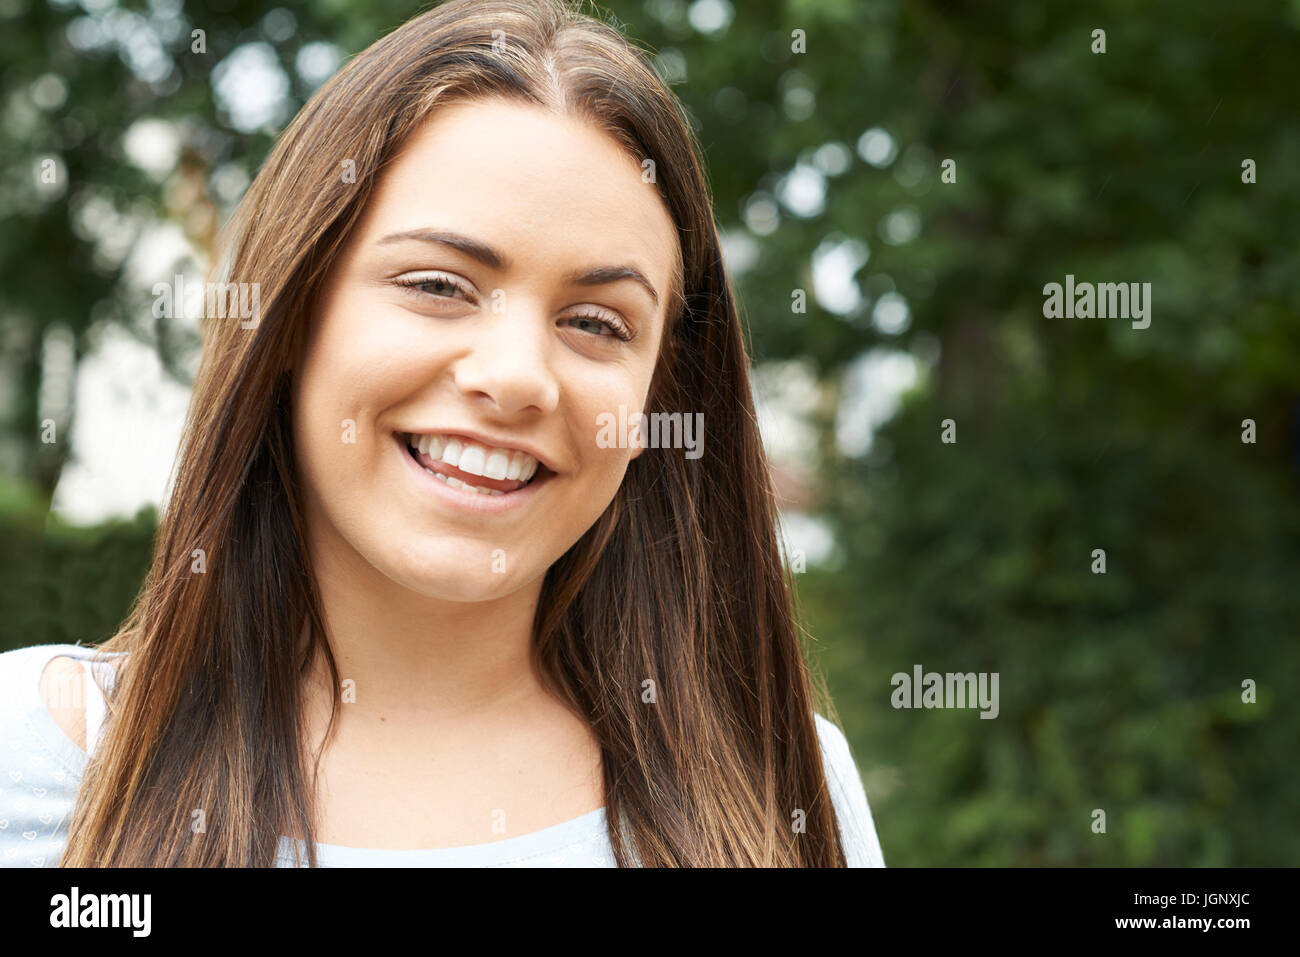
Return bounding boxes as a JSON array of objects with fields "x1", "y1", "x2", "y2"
[{"x1": 300, "y1": 528, "x2": 553, "y2": 727}]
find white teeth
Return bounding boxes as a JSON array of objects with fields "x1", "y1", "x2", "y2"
[
  {"x1": 445, "y1": 475, "x2": 466, "y2": 490},
  {"x1": 440, "y1": 438, "x2": 463, "y2": 467},
  {"x1": 458, "y1": 444, "x2": 486, "y2": 477},
  {"x1": 484, "y1": 450, "x2": 510, "y2": 480},
  {"x1": 506, "y1": 451, "x2": 525, "y2": 480},
  {"x1": 407, "y1": 432, "x2": 542, "y2": 480}
]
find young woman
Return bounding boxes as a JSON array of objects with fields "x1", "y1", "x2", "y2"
[{"x1": 0, "y1": 0, "x2": 885, "y2": 867}]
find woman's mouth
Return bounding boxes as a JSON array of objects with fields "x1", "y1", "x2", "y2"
[{"x1": 399, "y1": 431, "x2": 552, "y2": 496}]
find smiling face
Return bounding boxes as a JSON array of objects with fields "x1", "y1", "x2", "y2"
[{"x1": 290, "y1": 97, "x2": 680, "y2": 603}]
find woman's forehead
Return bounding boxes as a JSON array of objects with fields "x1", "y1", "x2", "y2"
[{"x1": 358, "y1": 98, "x2": 679, "y2": 287}]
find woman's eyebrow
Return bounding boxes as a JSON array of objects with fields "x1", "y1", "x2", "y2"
[{"x1": 378, "y1": 228, "x2": 660, "y2": 308}]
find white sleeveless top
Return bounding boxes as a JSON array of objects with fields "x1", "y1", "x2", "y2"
[{"x1": 0, "y1": 642, "x2": 886, "y2": 867}]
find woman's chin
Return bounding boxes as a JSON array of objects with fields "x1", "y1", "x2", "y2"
[
  {"x1": 415, "y1": 577, "x2": 520, "y2": 603},
  {"x1": 380, "y1": 553, "x2": 530, "y2": 603}
]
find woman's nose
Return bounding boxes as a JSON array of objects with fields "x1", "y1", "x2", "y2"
[{"x1": 451, "y1": 304, "x2": 560, "y2": 416}]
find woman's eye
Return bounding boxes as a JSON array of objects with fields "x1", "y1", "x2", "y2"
[
  {"x1": 395, "y1": 273, "x2": 470, "y2": 300},
  {"x1": 562, "y1": 314, "x2": 634, "y2": 342},
  {"x1": 567, "y1": 316, "x2": 611, "y2": 336},
  {"x1": 394, "y1": 275, "x2": 633, "y2": 342}
]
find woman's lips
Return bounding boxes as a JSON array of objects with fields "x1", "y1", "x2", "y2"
[
  {"x1": 405, "y1": 430, "x2": 547, "y2": 479},
  {"x1": 394, "y1": 432, "x2": 552, "y2": 513}
]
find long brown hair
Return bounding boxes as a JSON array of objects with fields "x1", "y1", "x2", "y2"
[{"x1": 62, "y1": 0, "x2": 849, "y2": 866}]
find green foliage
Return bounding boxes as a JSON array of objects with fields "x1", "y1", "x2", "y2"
[
  {"x1": 787, "y1": 0, "x2": 1300, "y2": 866},
  {"x1": 812, "y1": 379, "x2": 1299, "y2": 865},
  {"x1": 0, "y1": 495, "x2": 156, "y2": 652}
]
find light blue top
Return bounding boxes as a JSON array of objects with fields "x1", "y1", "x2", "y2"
[{"x1": 0, "y1": 642, "x2": 885, "y2": 867}]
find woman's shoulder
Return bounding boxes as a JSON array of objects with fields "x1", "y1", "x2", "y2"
[
  {"x1": 0, "y1": 642, "x2": 87, "y2": 715},
  {"x1": 0, "y1": 643, "x2": 108, "y2": 867},
  {"x1": 812, "y1": 712, "x2": 887, "y2": 867},
  {"x1": 0, "y1": 641, "x2": 122, "y2": 764},
  {"x1": 0, "y1": 643, "x2": 100, "y2": 759}
]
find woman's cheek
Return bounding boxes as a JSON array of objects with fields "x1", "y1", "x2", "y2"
[
  {"x1": 586, "y1": 445, "x2": 637, "y2": 512},
  {"x1": 294, "y1": 371, "x2": 364, "y2": 513}
]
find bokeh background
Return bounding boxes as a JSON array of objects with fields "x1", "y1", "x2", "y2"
[{"x1": 2, "y1": 0, "x2": 1297, "y2": 865}]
